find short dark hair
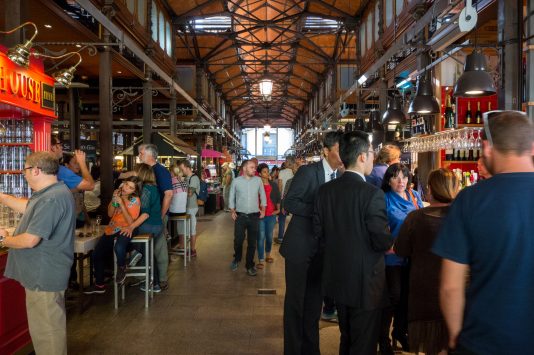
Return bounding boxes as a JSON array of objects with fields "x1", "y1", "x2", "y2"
[
  {"x1": 51, "y1": 135, "x2": 61, "y2": 145},
  {"x1": 483, "y1": 111, "x2": 534, "y2": 154},
  {"x1": 257, "y1": 163, "x2": 269, "y2": 174},
  {"x1": 340, "y1": 131, "x2": 371, "y2": 168},
  {"x1": 381, "y1": 163, "x2": 411, "y2": 192},
  {"x1": 322, "y1": 130, "x2": 343, "y2": 150},
  {"x1": 178, "y1": 159, "x2": 192, "y2": 169}
]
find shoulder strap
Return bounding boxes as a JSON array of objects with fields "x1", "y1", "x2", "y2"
[{"x1": 407, "y1": 189, "x2": 420, "y2": 210}]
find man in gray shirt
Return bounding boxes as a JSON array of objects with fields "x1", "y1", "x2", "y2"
[
  {"x1": 0, "y1": 152, "x2": 76, "y2": 355},
  {"x1": 229, "y1": 160, "x2": 266, "y2": 276}
]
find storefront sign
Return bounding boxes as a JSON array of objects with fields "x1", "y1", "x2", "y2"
[
  {"x1": 0, "y1": 49, "x2": 56, "y2": 118},
  {"x1": 80, "y1": 140, "x2": 97, "y2": 158}
]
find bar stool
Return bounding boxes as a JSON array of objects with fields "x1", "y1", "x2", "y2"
[
  {"x1": 114, "y1": 233, "x2": 154, "y2": 309},
  {"x1": 168, "y1": 214, "x2": 191, "y2": 267}
]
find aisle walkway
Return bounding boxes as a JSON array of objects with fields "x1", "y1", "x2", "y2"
[{"x1": 67, "y1": 211, "x2": 341, "y2": 354}]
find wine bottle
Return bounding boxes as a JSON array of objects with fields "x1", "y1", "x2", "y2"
[
  {"x1": 475, "y1": 101, "x2": 482, "y2": 124},
  {"x1": 444, "y1": 94, "x2": 455, "y2": 129},
  {"x1": 488, "y1": 101, "x2": 492, "y2": 112},
  {"x1": 468, "y1": 149, "x2": 474, "y2": 161},
  {"x1": 446, "y1": 148, "x2": 454, "y2": 161},
  {"x1": 455, "y1": 149, "x2": 461, "y2": 161},
  {"x1": 465, "y1": 101, "x2": 472, "y2": 124}
]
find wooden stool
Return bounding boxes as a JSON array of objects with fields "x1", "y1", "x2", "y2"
[
  {"x1": 168, "y1": 214, "x2": 192, "y2": 267},
  {"x1": 114, "y1": 233, "x2": 154, "y2": 308}
]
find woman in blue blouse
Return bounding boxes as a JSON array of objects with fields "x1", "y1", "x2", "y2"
[{"x1": 379, "y1": 163, "x2": 424, "y2": 354}]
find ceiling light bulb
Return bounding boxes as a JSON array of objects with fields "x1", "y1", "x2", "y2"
[{"x1": 259, "y1": 79, "x2": 273, "y2": 96}]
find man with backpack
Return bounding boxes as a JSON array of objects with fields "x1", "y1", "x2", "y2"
[{"x1": 178, "y1": 160, "x2": 202, "y2": 257}]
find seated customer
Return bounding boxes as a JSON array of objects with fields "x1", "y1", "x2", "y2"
[{"x1": 84, "y1": 177, "x2": 141, "y2": 294}]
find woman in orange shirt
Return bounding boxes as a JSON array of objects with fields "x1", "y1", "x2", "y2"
[{"x1": 85, "y1": 177, "x2": 141, "y2": 294}]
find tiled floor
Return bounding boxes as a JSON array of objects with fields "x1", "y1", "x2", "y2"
[{"x1": 66, "y1": 211, "x2": 342, "y2": 355}]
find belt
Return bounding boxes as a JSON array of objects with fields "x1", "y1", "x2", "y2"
[{"x1": 236, "y1": 212, "x2": 260, "y2": 217}]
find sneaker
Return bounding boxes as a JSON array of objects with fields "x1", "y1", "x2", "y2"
[
  {"x1": 140, "y1": 282, "x2": 161, "y2": 293},
  {"x1": 246, "y1": 267, "x2": 257, "y2": 276},
  {"x1": 191, "y1": 249, "x2": 197, "y2": 257},
  {"x1": 230, "y1": 260, "x2": 239, "y2": 271},
  {"x1": 274, "y1": 238, "x2": 283, "y2": 244},
  {"x1": 128, "y1": 250, "x2": 142, "y2": 267},
  {"x1": 115, "y1": 266, "x2": 127, "y2": 285},
  {"x1": 83, "y1": 284, "x2": 106, "y2": 295},
  {"x1": 321, "y1": 310, "x2": 338, "y2": 322}
]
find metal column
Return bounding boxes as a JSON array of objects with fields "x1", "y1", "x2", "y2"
[
  {"x1": 2, "y1": 0, "x2": 22, "y2": 48},
  {"x1": 99, "y1": 32, "x2": 114, "y2": 220},
  {"x1": 498, "y1": 0, "x2": 522, "y2": 110},
  {"x1": 69, "y1": 88, "x2": 81, "y2": 149},
  {"x1": 143, "y1": 70, "x2": 153, "y2": 144},
  {"x1": 170, "y1": 90, "x2": 177, "y2": 138}
]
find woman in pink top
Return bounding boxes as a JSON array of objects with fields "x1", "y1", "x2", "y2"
[{"x1": 256, "y1": 163, "x2": 281, "y2": 268}]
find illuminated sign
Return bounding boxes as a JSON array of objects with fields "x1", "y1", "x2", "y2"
[{"x1": 0, "y1": 50, "x2": 56, "y2": 118}]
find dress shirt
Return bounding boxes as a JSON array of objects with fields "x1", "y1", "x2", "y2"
[
  {"x1": 228, "y1": 175, "x2": 267, "y2": 213},
  {"x1": 345, "y1": 169, "x2": 366, "y2": 182},
  {"x1": 322, "y1": 159, "x2": 337, "y2": 182}
]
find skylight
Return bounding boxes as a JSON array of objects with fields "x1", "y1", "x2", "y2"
[
  {"x1": 190, "y1": 16, "x2": 232, "y2": 33},
  {"x1": 303, "y1": 16, "x2": 341, "y2": 32}
]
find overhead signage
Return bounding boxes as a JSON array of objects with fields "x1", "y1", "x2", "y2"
[{"x1": 0, "y1": 49, "x2": 56, "y2": 118}]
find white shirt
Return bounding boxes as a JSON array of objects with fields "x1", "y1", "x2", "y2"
[
  {"x1": 322, "y1": 159, "x2": 338, "y2": 182},
  {"x1": 345, "y1": 169, "x2": 366, "y2": 182},
  {"x1": 278, "y1": 168, "x2": 294, "y2": 195}
]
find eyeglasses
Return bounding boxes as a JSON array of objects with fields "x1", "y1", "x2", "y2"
[{"x1": 482, "y1": 110, "x2": 527, "y2": 147}]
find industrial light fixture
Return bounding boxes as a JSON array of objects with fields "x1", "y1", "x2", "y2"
[
  {"x1": 369, "y1": 110, "x2": 383, "y2": 131},
  {"x1": 259, "y1": 79, "x2": 273, "y2": 99},
  {"x1": 408, "y1": 70, "x2": 440, "y2": 114},
  {"x1": 33, "y1": 52, "x2": 83, "y2": 88},
  {"x1": 382, "y1": 96, "x2": 406, "y2": 125},
  {"x1": 453, "y1": 49, "x2": 496, "y2": 97},
  {"x1": 0, "y1": 22, "x2": 39, "y2": 68}
]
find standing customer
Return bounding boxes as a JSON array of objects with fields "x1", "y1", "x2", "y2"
[
  {"x1": 222, "y1": 162, "x2": 234, "y2": 212},
  {"x1": 366, "y1": 144, "x2": 401, "y2": 188},
  {"x1": 379, "y1": 163, "x2": 424, "y2": 354},
  {"x1": 228, "y1": 160, "x2": 266, "y2": 276},
  {"x1": 256, "y1": 163, "x2": 281, "y2": 269},
  {"x1": 280, "y1": 131, "x2": 343, "y2": 355},
  {"x1": 138, "y1": 144, "x2": 173, "y2": 251},
  {"x1": 433, "y1": 111, "x2": 534, "y2": 354},
  {"x1": 394, "y1": 168, "x2": 460, "y2": 355},
  {"x1": 0, "y1": 152, "x2": 76, "y2": 355},
  {"x1": 315, "y1": 131, "x2": 393, "y2": 354},
  {"x1": 178, "y1": 160, "x2": 200, "y2": 256},
  {"x1": 276, "y1": 156, "x2": 296, "y2": 244}
]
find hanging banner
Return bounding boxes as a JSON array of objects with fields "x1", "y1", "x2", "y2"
[{"x1": 0, "y1": 49, "x2": 56, "y2": 118}]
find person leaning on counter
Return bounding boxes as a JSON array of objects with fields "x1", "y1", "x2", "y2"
[{"x1": 0, "y1": 151, "x2": 76, "y2": 355}]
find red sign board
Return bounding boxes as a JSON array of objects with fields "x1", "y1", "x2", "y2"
[{"x1": 0, "y1": 49, "x2": 56, "y2": 118}]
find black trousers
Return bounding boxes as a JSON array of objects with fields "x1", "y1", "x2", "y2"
[
  {"x1": 337, "y1": 305, "x2": 381, "y2": 355},
  {"x1": 233, "y1": 213, "x2": 259, "y2": 269},
  {"x1": 380, "y1": 265, "x2": 409, "y2": 342},
  {"x1": 283, "y1": 252, "x2": 323, "y2": 355}
]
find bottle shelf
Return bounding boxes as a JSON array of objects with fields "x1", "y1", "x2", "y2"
[
  {"x1": 0, "y1": 143, "x2": 33, "y2": 146},
  {"x1": 0, "y1": 171, "x2": 23, "y2": 174},
  {"x1": 442, "y1": 161, "x2": 478, "y2": 164},
  {"x1": 457, "y1": 124, "x2": 483, "y2": 128}
]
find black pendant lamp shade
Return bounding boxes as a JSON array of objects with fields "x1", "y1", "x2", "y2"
[
  {"x1": 369, "y1": 110, "x2": 384, "y2": 131},
  {"x1": 355, "y1": 117, "x2": 365, "y2": 131},
  {"x1": 408, "y1": 71, "x2": 440, "y2": 114},
  {"x1": 382, "y1": 96, "x2": 406, "y2": 125},
  {"x1": 453, "y1": 49, "x2": 496, "y2": 97}
]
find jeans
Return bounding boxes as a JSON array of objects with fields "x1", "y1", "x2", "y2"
[
  {"x1": 278, "y1": 209, "x2": 287, "y2": 240},
  {"x1": 137, "y1": 224, "x2": 165, "y2": 284},
  {"x1": 234, "y1": 213, "x2": 259, "y2": 269},
  {"x1": 93, "y1": 232, "x2": 132, "y2": 285},
  {"x1": 258, "y1": 215, "x2": 276, "y2": 261}
]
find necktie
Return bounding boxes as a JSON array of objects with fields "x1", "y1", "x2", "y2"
[{"x1": 330, "y1": 171, "x2": 337, "y2": 181}]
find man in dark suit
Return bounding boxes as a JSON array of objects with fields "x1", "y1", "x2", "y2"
[
  {"x1": 280, "y1": 131, "x2": 343, "y2": 355},
  {"x1": 314, "y1": 131, "x2": 393, "y2": 354}
]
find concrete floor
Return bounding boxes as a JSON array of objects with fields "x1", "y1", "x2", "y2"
[{"x1": 66, "y1": 211, "x2": 343, "y2": 355}]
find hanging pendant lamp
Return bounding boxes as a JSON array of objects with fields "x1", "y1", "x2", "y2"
[
  {"x1": 453, "y1": 49, "x2": 496, "y2": 97},
  {"x1": 369, "y1": 110, "x2": 384, "y2": 131},
  {"x1": 408, "y1": 70, "x2": 440, "y2": 114},
  {"x1": 382, "y1": 96, "x2": 406, "y2": 125}
]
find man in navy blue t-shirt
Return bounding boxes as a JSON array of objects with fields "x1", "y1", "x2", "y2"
[{"x1": 433, "y1": 111, "x2": 534, "y2": 354}]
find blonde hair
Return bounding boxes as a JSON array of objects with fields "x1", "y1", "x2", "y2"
[
  {"x1": 134, "y1": 163, "x2": 156, "y2": 185},
  {"x1": 428, "y1": 168, "x2": 460, "y2": 203},
  {"x1": 376, "y1": 144, "x2": 401, "y2": 164}
]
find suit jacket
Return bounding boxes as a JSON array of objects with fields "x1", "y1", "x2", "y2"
[
  {"x1": 280, "y1": 161, "x2": 325, "y2": 263},
  {"x1": 314, "y1": 172, "x2": 393, "y2": 310}
]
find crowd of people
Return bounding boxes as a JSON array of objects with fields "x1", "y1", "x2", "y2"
[{"x1": 0, "y1": 110, "x2": 532, "y2": 354}]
